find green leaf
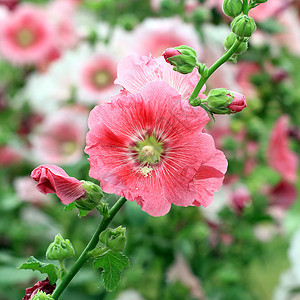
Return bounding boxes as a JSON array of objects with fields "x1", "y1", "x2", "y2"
[
  {"x1": 93, "y1": 250, "x2": 130, "y2": 292},
  {"x1": 18, "y1": 256, "x2": 59, "y2": 284}
]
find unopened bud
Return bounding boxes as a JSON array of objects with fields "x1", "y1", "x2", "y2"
[
  {"x1": 223, "y1": 32, "x2": 248, "y2": 54},
  {"x1": 222, "y1": 0, "x2": 243, "y2": 18},
  {"x1": 99, "y1": 226, "x2": 127, "y2": 252},
  {"x1": 231, "y1": 15, "x2": 256, "y2": 38},
  {"x1": 46, "y1": 234, "x2": 75, "y2": 261},
  {"x1": 31, "y1": 291, "x2": 54, "y2": 300},
  {"x1": 163, "y1": 45, "x2": 198, "y2": 74},
  {"x1": 206, "y1": 88, "x2": 247, "y2": 114},
  {"x1": 75, "y1": 181, "x2": 103, "y2": 212},
  {"x1": 252, "y1": 0, "x2": 268, "y2": 3}
]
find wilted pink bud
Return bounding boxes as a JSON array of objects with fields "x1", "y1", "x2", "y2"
[
  {"x1": 22, "y1": 277, "x2": 56, "y2": 300},
  {"x1": 163, "y1": 48, "x2": 181, "y2": 63},
  {"x1": 230, "y1": 186, "x2": 251, "y2": 215},
  {"x1": 31, "y1": 165, "x2": 86, "y2": 204},
  {"x1": 227, "y1": 92, "x2": 247, "y2": 113}
]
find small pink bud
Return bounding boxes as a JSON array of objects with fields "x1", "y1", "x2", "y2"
[
  {"x1": 227, "y1": 92, "x2": 247, "y2": 113},
  {"x1": 163, "y1": 48, "x2": 181, "y2": 63},
  {"x1": 31, "y1": 165, "x2": 86, "y2": 205}
]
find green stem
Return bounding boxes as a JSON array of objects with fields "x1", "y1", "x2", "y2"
[
  {"x1": 242, "y1": 0, "x2": 249, "y2": 15},
  {"x1": 52, "y1": 197, "x2": 127, "y2": 299},
  {"x1": 189, "y1": 39, "x2": 242, "y2": 103}
]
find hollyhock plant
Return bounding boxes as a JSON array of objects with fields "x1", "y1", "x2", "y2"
[
  {"x1": 85, "y1": 81, "x2": 227, "y2": 217},
  {"x1": 267, "y1": 115, "x2": 298, "y2": 183},
  {"x1": 0, "y1": 4, "x2": 54, "y2": 65},
  {"x1": 31, "y1": 165, "x2": 86, "y2": 205},
  {"x1": 114, "y1": 54, "x2": 206, "y2": 101}
]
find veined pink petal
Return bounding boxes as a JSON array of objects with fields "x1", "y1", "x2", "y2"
[
  {"x1": 114, "y1": 54, "x2": 205, "y2": 101},
  {"x1": 31, "y1": 165, "x2": 86, "y2": 204}
]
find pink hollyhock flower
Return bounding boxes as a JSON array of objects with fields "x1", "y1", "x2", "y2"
[
  {"x1": 30, "y1": 107, "x2": 88, "y2": 165},
  {"x1": 0, "y1": 4, "x2": 54, "y2": 65},
  {"x1": 125, "y1": 18, "x2": 201, "y2": 58},
  {"x1": 85, "y1": 81, "x2": 227, "y2": 217},
  {"x1": 267, "y1": 115, "x2": 298, "y2": 183},
  {"x1": 22, "y1": 277, "x2": 56, "y2": 300},
  {"x1": 78, "y1": 54, "x2": 118, "y2": 104},
  {"x1": 31, "y1": 164, "x2": 86, "y2": 204},
  {"x1": 114, "y1": 54, "x2": 205, "y2": 101}
]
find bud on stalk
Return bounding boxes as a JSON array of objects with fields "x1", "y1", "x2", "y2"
[
  {"x1": 223, "y1": 32, "x2": 248, "y2": 54},
  {"x1": 222, "y1": 0, "x2": 243, "y2": 18},
  {"x1": 163, "y1": 45, "x2": 198, "y2": 74},
  {"x1": 46, "y1": 234, "x2": 75, "y2": 261},
  {"x1": 31, "y1": 291, "x2": 54, "y2": 300},
  {"x1": 231, "y1": 15, "x2": 256, "y2": 38},
  {"x1": 99, "y1": 226, "x2": 127, "y2": 252},
  {"x1": 206, "y1": 88, "x2": 247, "y2": 114}
]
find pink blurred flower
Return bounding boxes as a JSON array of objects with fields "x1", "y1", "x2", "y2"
[
  {"x1": 128, "y1": 18, "x2": 201, "y2": 58},
  {"x1": 0, "y1": 0, "x2": 18, "y2": 10},
  {"x1": 31, "y1": 164, "x2": 86, "y2": 205},
  {"x1": 229, "y1": 186, "x2": 251, "y2": 215},
  {"x1": 14, "y1": 176, "x2": 50, "y2": 205},
  {"x1": 85, "y1": 81, "x2": 227, "y2": 217},
  {"x1": 78, "y1": 54, "x2": 118, "y2": 104},
  {"x1": 269, "y1": 181, "x2": 297, "y2": 210},
  {"x1": 0, "y1": 4, "x2": 54, "y2": 65},
  {"x1": 30, "y1": 107, "x2": 88, "y2": 165},
  {"x1": 115, "y1": 54, "x2": 205, "y2": 101},
  {"x1": 22, "y1": 277, "x2": 56, "y2": 300},
  {"x1": 0, "y1": 145, "x2": 22, "y2": 166},
  {"x1": 267, "y1": 115, "x2": 298, "y2": 183}
]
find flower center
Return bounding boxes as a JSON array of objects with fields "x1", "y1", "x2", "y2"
[
  {"x1": 136, "y1": 135, "x2": 164, "y2": 166},
  {"x1": 93, "y1": 70, "x2": 111, "y2": 89},
  {"x1": 16, "y1": 29, "x2": 35, "y2": 47}
]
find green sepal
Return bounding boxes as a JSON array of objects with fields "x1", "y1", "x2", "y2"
[
  {"x1": 93, "y1": 250, "x2": 130, "y2": 292},
  {"x1": 99, "y1": 226, "x2": 127, "y2": 252},
  {"x1": 31, "y1": 291, "x2": 54, "y2": 300},
  {"x1": 18, "y1": 256, "x2": 59, "y2": 284}
]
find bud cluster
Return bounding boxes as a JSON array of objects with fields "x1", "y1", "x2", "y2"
[
  {"x1": 99, "y1": 226, "x2": 127, "y2": 252},
  {"x1": 46, "y1": 234, "x2": 75, "y2": 261}
]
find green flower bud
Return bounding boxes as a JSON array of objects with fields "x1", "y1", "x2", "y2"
[
  {"x1": 163, "y1": 45, "x2": 198, "y2": 74},
  {"x1": 222, "y1": 0, "x2": 243, "y2": 18},
  {"x1": 75, "y1": 181, "x2": 103, "y2": 212},
  {"x1": 252, "y1": 0, "x2": 268, "y2": 3},
  {"x1": 206, "y1": 88, "x2": 234, "y2": 114},
  {"x1": 46, "y1": 234, "x2": 75, "y2": 261},
  {"x1": 231, "y1": 15, "x2": 256, "y2": 38},
  {"x1": 223, "y1": 32, "x2": 248, "y2": 54},
  {"x1": 31, "y1": 291, "x2": 54, "y2": 300},
  {"x1": 99, "y1": 226, "x2": 127, "y2": 252}
]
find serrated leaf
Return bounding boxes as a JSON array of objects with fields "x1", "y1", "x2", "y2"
[
  {"x1": 18, "y1": 256, "x2": 59, "y2": 284},
  {"x1": 93, "y1": 251, "x2": 130, "y2": 292}
]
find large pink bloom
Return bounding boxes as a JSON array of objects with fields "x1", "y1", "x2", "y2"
[
  {"x1": 0, "y1": 5, "x2": 54, "y2": 65},
  {"x1": 31, "y1": 165, "x2": 86, "y2": 204},
  {"x1": 114, "y1": 54, "x2": 205, "y2": 101},
  {"x1": 267, "y1": 115, "x2": 298, "y2": 182},
  {"x1": 85, "y1": 81, "x2": 227, "y2": 216}
]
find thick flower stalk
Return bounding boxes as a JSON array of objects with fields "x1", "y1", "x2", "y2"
[{"x1": 85, "y1": 81, "x2": 227, "y2": 217}]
